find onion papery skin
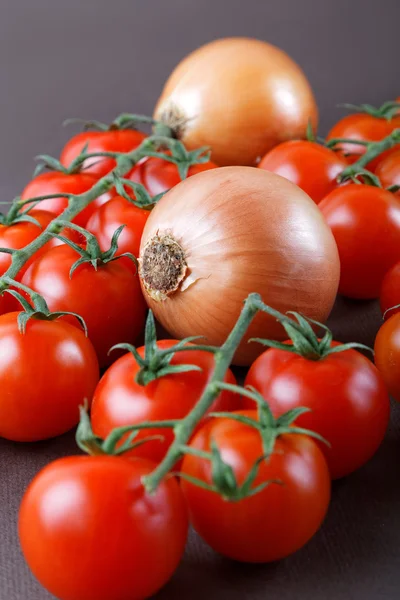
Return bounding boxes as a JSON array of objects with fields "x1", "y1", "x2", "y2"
[
  {"x1": 154, "y1": 37, "x2": 318, "y2": 167},
  {"x1": 138, "y1": 167, "x2": 340, "y2": 366}
]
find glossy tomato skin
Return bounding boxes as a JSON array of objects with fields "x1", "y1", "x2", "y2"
[
  {"x1": 21, "y1": 172, "x2": 101, "y2": 226},
  {"x1": 375, "y1": 312, "x2": 400, "y2": 401},
  {"x1": 60, "y1": 129, "x2": 147, "y2": 178},
  {"x1": 375, "y1": 149, "x2": 400, "y2": 193},
  {"x1": 0, "y1": 313, "x2": 99, "y2": 441},
  {"x1": 0, "y1": 210, "x2": 55, "y2": 280},
  {"x1": 91, "y1": 340, "x2": 240, "y2": 463},
  {"x1": 258, "y1": 141, "x2": 347, "y2": 204},
  {"x1": 380, "y1": 261, "x2": 400, "y2": 318},
  {"x1": 19, "y1": 455, "x2": 188, "y2": 600},
  {"x1": 244, "y1": 346, "x2": 390, "y2": 479},
  {"x1": 326, "y1": 114, "x2": 400, "y2": 170},
  {"x1": 319, "y1": 184, "x2": 400, "y2": 298},
  {"x1": 181, "y1": 410, "x2": 330, "y2": 563},
  {"x1": 127, "y1": 154, "x2": 218, "y2": 196},
  {"x1": 22, "y1": 245, "x2": 146, "y2": 368},
  {"x1": 86, "y1": 195, "x2": 149, "y2": 270}
]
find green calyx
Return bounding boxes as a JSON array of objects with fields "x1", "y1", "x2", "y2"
[
  {"x1": 110, "y1": 310, "x2": 217, "y2": 386},
  {"x1": 52, "y1": 221, "x2": 136, "y2": 277},
  {"x1": 251, "y1": 310, "x2": 372, "y2": 360},
  {"x1": 33, "y1": 145, "x2": 93, "y2": 177},
  {"x1": 0, "y1": 200, "x2": 43, "y2": 227},
  {"x1": 140, "y1": 136, "x2": 211, "y2": 180},
  {"x1": 112, "y1": 173, "x2": 166, "y2": 209},
  {"x1": 1, "y1": 279, "x2": 87, "y2": 334},
  {"x1": 63, "y1": 113, "x2": 173, "y2": 135},
  {"x1": 339, "y1": 101, "x2": 400, "y2": 120}
]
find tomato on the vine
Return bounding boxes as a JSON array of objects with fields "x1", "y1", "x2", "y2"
[
  {"x1": 244, "y1": 343, "x2": 390, "y2": 479},
  {"x1": 19, "y1": 455, "x2": 188, "y2": 600},
  {"x1": 375, "y1": 312, "x2": 400, "y2": 402},
  {"x1": 91, "y1": 339, "x2": 240, "y2": 463},
  {"x1": 375, "y1": 148, "x2": 400, "y2": 193},
  {"x1": 22, "y1": 244, "x2": 146, "y2": 368},
  {"x1": 21, "y1": 171, "x2": 106, "y2": 227},
  {"x1": 181, "y1": 409, "x2": 330, "y2": 563},
  {"x1": 319, "y1": 184, "x2": 400, "y2": 298},
  {"x1": 60, "y1": 128, "x2": 146, "y2": 178},
  {"x1": 0, "y1": 312, "x2": 99, "y2": 442},
  {"x1": 86, "y1": 195, "x2": 149, "y2": 268},
  {"x1": 258, "y1": 140, "x2": 347, "y2": 204}
]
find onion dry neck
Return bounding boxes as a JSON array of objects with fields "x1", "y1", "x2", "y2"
[{"x1": 139, "y1": 233, "x2": 187, "y2": 301}]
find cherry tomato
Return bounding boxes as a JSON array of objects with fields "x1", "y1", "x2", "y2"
[
  {"x1": 19, "y1": 455, "x2": 188, "y2": 600},
  {"x1": 380, "y1": 261, "x2": 400, "y2": 318},
  {"x1": 127, "y1": 153, "x2": 218, "y2": 196},
  {"x1": 60, "y1": 129, "x2": 147, "y2": 178},
  {"x1": 22, "y1": 245, "x2": 146, "y2": 368},
  {"x1": 375, "y1": 148, "x2": 400, "y2": 193},
  {"x1": 0, "y1": 312, "x2": 99, "y2": 441},
  {"x1": 375, "y1": 312, "x2": 400, "y2": 401},
  {"x1": 181, "y1": 410, "x2": 330, "y2": 563},
  {"x1": 319, "y1": 184, "x2": 400, "y2": 298},
  {"x1": 244, "y1": 344, "x2": 390, "y2": 479},
  {"x1": 21, "y1": 172, "x2": 102, "y2": 227},
  {"x1": 258, "y1": 141, "x2": 347, "y2": 204},
  {"x1": 0, "y1": 209, "x2": 55, "y2": 280},
  {"x1": 326, "y1": 113, "x2": 400, "y2": 170},
  {"x1": 91, "y1": 340, "x2": 240, "y2": 463},
  {"x1": 86, "y1": 196, "x2": 149, "y2": 269}
]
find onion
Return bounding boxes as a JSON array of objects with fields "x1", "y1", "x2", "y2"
[
  {"x1": 138, "y1": 167, "x2": 339, "y2": 366},
  {"x1": 154, "y1": 37, "x2": 318, "y2": 167}
]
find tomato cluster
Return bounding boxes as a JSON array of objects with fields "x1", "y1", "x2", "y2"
[{"x1": 0, "y1": 94, "x2": 400, "y2": 600}]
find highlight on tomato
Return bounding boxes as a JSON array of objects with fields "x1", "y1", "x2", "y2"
[
  {"x1": 0, "y1": 293, "x2": 99, "y2": 442},
  {"x1": 319, "y1": 183, "x2": 400, "y2": 299},
  {"x1": 244, "y1": 312, "x2": 390, "y2": 479},
  {"x1": 375, "y1": 311, "x2": 400, "y2": 402},
  {"x1": 19, "y1": 409, "x2": 188, "y2": 600},
  {"x1": 180, "y1": 388, "x2": 331, "y2": 563},
  {"x1": 326, "y1": 102, "x2": 400, "y2": 170},
  {"x1": 91, "y1": 310, "x2": 241, "y2": 463},
  {"x1": 258, "y1": 140, "x2": 347, "y2": 204},
  {"x1": 22, "y1": 224, "x2": 146, "y2": 368}
]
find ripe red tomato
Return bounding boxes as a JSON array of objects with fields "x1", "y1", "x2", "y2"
[
  {"x1": 319, "y1": 184, "x2": 400, "y2": 298},
  {"x1": 0, "y1": 209, "x2": 55, "y2": 280},
  {"x1": 91, "y1": 340, "x2": 240, "y2": 463},
  {"x1": 19, "y1": 455, "x2": 188, "y2": 600},
  {"x1": 374, "y1": 312, "x2": 400, "y2": 401},
  {"x1": 181, "y1": 410, "x2": 330, "y2": 563},
  {"x1": 22, "y1": 245, "x2": 146, "y2": 368},
  {"x1": 326, "y1": 113, "x2": 400, "y2": 170},
  {"x1": 127, "y1": 154, "x2": 218, "y2": 196},
  {"x1": 244, "y1": 345, "x2": 390, "y2": 479},
  {"x1": 60, "y1": 129, "x2": 147, "y2": 177},
  {"x1": 21, "y1": 172, "x2": 103, "y2": 227},
  {"x1": 380, "y1": 261, "x2": 400, "y2": 318},
  {"x1": 258, "y1": 141, "x2": 347, "y2": 204},
  {"x1": 0, "y1": 312, "x2": 99, "y2": 441},
  {"x1": 86, "y1": 196, "x2": 149, "y2": 269},
  {"x1": 375, "y1": 148, "x2": 400, "y2": 193}
]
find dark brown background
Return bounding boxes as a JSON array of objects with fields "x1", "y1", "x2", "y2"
[{"x1": 1, "y1": 0, "x2": 400, "y2": 598}]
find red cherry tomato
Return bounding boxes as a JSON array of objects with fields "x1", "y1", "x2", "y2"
[
  {"x1": 127, "y1": 154, "x2": 218, "y2": 196},
  {"x1": 19, "y1": 455, "x2": 188, "y2": 600},
  {"x1": 374, "y1": 312, "x2": 400, "y2": 401},
  {"x1": 181, "y1": 410, "x2": 330, "y2": 563},
  {"x1": 21, "y1": 172, "x2": 101, "y2": 227},
  {"x1": 258, "y1": 141, "x2": 347, "y2": 204},
  {"x1": 22, "y1": 245, "x2": 146, "y2": 368},
  {"x1": 375, "y1": 148, "x2": 400, "y2": 193},
  {"x1": 319, "y1": 184, "x2": 400, "y2": 298},
  {"x1": 244, "y1": 344, "x2": 390, "y2": 479},
  {"x1": 0, "y1": 312, "x2": 99, "y2": 441},
  {"x1": 326, "y1": 114, "x2": 400, "y2": 170},
  {"x1": 86, "y1": 196, "x2": 149, "y2": 270},
  {"x1": 60, "y1": 129, "x2": 147, "y2": 178},
  {"x1": 380, "y1": 261, "x2": 400, "y2": 318},
  {"x1": 0, "y1": 210, "x2": 55, "y2": 280},
  {"x1": 91, "y1": 340, "x2": 240, "y2": 463}
]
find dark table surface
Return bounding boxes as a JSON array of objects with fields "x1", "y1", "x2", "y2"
[{"x1": 1, "y1": 1, "x2": 400, "y2": 599}]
